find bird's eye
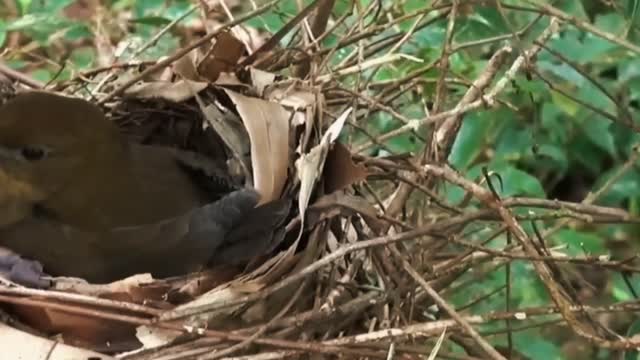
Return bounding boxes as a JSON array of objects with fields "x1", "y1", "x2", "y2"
[{"x1": 21, "y1": 146, "x2": 47, "y2": 161}]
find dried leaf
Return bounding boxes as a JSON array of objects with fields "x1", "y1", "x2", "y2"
[
  {"x1": 172, "y1": 49, "x2": 201, "y2": 81},
  {"x1": 295, "y1": 108, "x2": 351, "y2": 225},
  {"x1": 0, "y1": 323, "x2": 114, "y2": 360},
  {"x1": 267, "y1": 87, "x2": 317, "y2": 110},
  {"x1": 125, "y1": 80, "x2": 208, "y2": 102},
  {"x1": 250, "y1": 67, "x2": 276, "y2": 96},
  {"x1": 214, "y1": 72, "x2": 243, "y2": 85},
  {"x1": 224, "y1": 90, "x2": 290, "y2": 203},
  {"x1": 11, "y1": 305, "x2": 138, "y2": 352},
  {"x1": 196, "y1": 95, "x2": 253, "y2": 181},
  {"x1": 230, "y1": 24, "x2": 267, "y2": 53},
  {"x1": 267, "y1": 86, "x2": 319, "y2": 127},
  {"x1": 308, "y1": 191, "x2": 385, "y2": 234},
  {"x1": 198, "y1": 32, "x2": 245, "y2": 82},
  {"x1": 324, "y1": 142, "x2": 368, "y2": 193},
  {"x1": 135, "y1": 326, "x2": 181, "y2": 349}
]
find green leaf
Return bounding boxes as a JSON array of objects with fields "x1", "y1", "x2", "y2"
[
  {"x1": 618, "y1": 57, "x2": 640, "y2": 83},
  {"x1": 134, "y1": 0, "x2": 165, "y2": 17},
  {"x1": 578, "y1": 81, "x2": 614, "y2": 111},
  {"x1": 449, "y1": 112, "x2": 493, "y2": 169},
  {"x1": 630, "y1": 79, "x2": 640, "y2": 102},
  {"x1": 29, "y1": 0, "x2": 73, "y2": 13},
  {"x1": 17, "y1": 0, "x2": 32, "y2": 14},
  {"x1": 541, "y1": 102, "x2": 569, "y2": 143},
  {"x1": 29, "y1": 68, "x2": 52, "y2": 83},
  {"x1": 539, "y1": 61, "x2": 585, "y2": 85},
  {"x1": 7, "y1": 14, "x2": 58, "y2": 31},
  {"x1": 578, "y1": 33, "x2": 620, "y2": 62},
  {"x1": 6, "y1": 13, "x2": 75, "y2": 44},
  {"x1": 64, "y1": 23, "x2": 92, "y2": 41},
  {"x1": 535, "y1": 143, "x2": 569, "y2": 173},
  {"x1": 0, "y1": 20, "x2": 6, "y2": 48},
  {"x1": 513, "y1": 76, "x2": 547, "y2": 101},
  {"x1": 514, "y1": 331, "x2": 563, "y2": 360},
  {"x1": 611, "y1": 120, "x2": 640, "y2": 156},
  {"x1": 552, "y1": 229, "x2": 605, "y2": 256},
  {"x1": 488, "y1": 163, "x2": 546, "y2": 198},
  {"x1": 385, "y1": 133, "x2": 421, "y2": 154},
  {"x1": 129, "y1": 16, "x2": 172, "y2": 26},
  {"x1": 569, "y1": 136, "x2": 605, "y2": 175},
  {"x1": 494, "y1": 125, "x2": 533, "y2": 162},
  {"x1": 556, "y1": 0, "x2": 588, "y2": 18},
  {"x1": 624, "y1": 321, "x2": 640, "y2": 360},
  {"x1": 166, "y1": 1, "x2": 193, "y2": 21},
  {"x1": 612, "y1": 273, "x2": 636, "y2": 302},
  {"x1": 581, "y1": 115, "x2": 616, "y2": 156},
  {"x1": 546, "y1": 30, "x2": 585, "y2": 63},
  {"x1": 593, "y1": 167, "x2": 640, "y2": 205},
  {"x1": 70, "y1": 47, "x2": 95, "y2": 69},
  {"x1": 550, "y1": 90, "x2": 580, "y2": 116},
  {"x1": 595, "y1": 13, "x2": 627, "y2": 34}
]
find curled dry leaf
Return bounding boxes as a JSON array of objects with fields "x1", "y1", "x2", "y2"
[
  {"x1": 141, "y1": 247, "x2": 300, "y2": 349},
  {"x1": 296, "y1": 108, "x2": 352, "y2": 227},
  {"x1": 214, "y1": 72, "x2": 243, "y2": 86},
  {"x1": 135, "y1": 326, "x2": 181, "y2": 350},
  {"x1": 198, "y1": 32, "x2": 246, "y2": 82},
  {"x1": 11, "y1": 303, "x2": 138, "y2": 353},
  {"x1": 9, "y1": 274, "x2": 176, "y2": 353},
  {"x1": 135, "y1": 285, "x2": 256, "y2": 349},
  {"x1": 324, "y1": 142, "x2": 368, "y2": 193},
  {"x1": 124, "y1": 80, "x2": 208, "y2": 102},
  {"x1": 172, "y1": 32, "x2": 246, "y2": 84},
  {"x1": 266, "y1": 85, "x2": 319, "y2": 129},
  {"x1": 230, "y1": 24, "x2": 267, "y2": 54},
  {"x1": 172, "y1": 49, "x2": 201, "y2": 81},
  {"x1": 224, "y1": 89, "x2": 290, "y2": 203},
  {"x1": 250, "y1": 67, "x2": 276, "y2": 96},
  {"x1": 0, "y1": 323, "x2": 114, "y2": 360},
  {"x1": 307, "y1": 191, "x2": 385, "y2": 234},
  {"x1": 267, "y1": 86, "x2": 317, "y2": 111},
  {"x1": 195, "y1": 94, "x2": 253, "y2": 181},
  {"x1": 52, "y1": 273, "x2": 173, "y2": 305}
]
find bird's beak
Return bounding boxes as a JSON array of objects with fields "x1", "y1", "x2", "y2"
[
  {"x1": 0, "y1": 145, "x2": 44, "y2": 221},
  {"x1": 0, "y1": 167, "x2": 42, "y2": 227}
]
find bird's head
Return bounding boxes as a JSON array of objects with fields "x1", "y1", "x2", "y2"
[{"x1": 0, "y1": 91, "x2": 126, "y2": 204}]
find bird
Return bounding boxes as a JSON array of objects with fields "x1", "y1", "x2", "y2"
[{"x1": 0, "y1": 91, "x2": 288, "y2": 285}]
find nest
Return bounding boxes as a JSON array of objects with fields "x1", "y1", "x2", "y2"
[
  {"x1": 2, "y1": 3, "x2": 640, "y2": 360},
  {"x1": 0, "y1": 22, "x2": 377, "y2": 359}
]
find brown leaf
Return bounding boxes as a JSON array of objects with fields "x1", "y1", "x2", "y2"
[
  {"x1": 324, "y1": 142, "x2": 368, "y2": 193},
  {"x1": 198, "y1": 32, "x2": 246, "y2": 82},
  {"x1": 250, "y1": 68, "x2": 276, "y2": 96},
  {"x1": 266, "y1": 85, "x2": 319, "y2": 128},
  {"x1": 196, "y1": 95, "x2": 252, "y2": 180},
  {"x1": 172, "y1": 49, "x2": 201, "y2": 81},
  {"x1": 308, "y1": 191, "x2": 385, "y2": 234},
  {"x1": 295, "y1": 108, "x2": 351, "y2": 225},
  {"x1": 0, "y1": 323, "x2": 114, "y2": 360},
  {"x1": 10, "y1": 304, "x2": 138, "y2": 352},
  {"x1": 224, "y1": 90, "x2": 290, "y2": 203},
  {"x1": 124, "y1": 80, "x2": 208, "y2": 102}
]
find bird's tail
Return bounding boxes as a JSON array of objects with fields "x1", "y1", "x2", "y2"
[
  {"x1": 210, "y1": 197, "x2": 291, "y2": 266},
  {"x1": 188, "y1": 188, "x2": 290, "y2": 266}
]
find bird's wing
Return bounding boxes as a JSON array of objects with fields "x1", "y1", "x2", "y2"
[
  {"x1": 171, "y1": 148, "x2": 239, "y2": 199},
  {"x1": 0, "y1": 188, "x2": 266, "y2": 283},
  {"x1": 208, "y1": 197, "x2": 291, "y2": 266}
]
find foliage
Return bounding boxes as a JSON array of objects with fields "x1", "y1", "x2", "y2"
[{"x1": 3, "y1": 0, "x2": 640, "y2": 359}]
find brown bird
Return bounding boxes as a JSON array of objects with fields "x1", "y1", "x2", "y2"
[{"x1": 0, "y1": 91, "x2": 288, "y2": 285}]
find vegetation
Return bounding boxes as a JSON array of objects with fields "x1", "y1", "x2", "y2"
[{"x1": 3, "y1": 0, "x2": 640, "y2": 359}]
